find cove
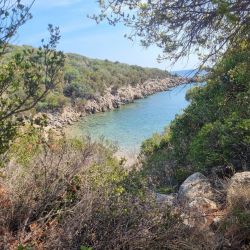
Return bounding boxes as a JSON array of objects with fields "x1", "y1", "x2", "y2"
[{"x1": 66, "y1": 83, "x2": 195, "y2": 154}]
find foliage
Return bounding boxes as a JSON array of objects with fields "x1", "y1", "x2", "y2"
[
  {"x1": 0, "y1": 0, "x2": 65, "y2": 155},
  {"x1": 4, "y1": 46, "x2": 171, "y2": 112},
  {"x1": 63, "y1": 53, "x2": 170, "y2": 98},
  {"x1": 219, "y1": 186, "x2": 250, "y2": 248},
  {"x1": 141, "y1": 132, "x2": 168, "y2": 156},
  {"x1": 7, "y1": 126, "x2": 43, "y2": 166},
  {"x1": 2, "y1": 135, "x2": 247, "y2": 249},
  {"x1": 140, "y1": 39, "x2": 250, "y2": 189},
  {"x1": 37, "y1": 92, "x2": 69, "y2": 112},
  {"x1": 0, "y1": 0, "x2": 33, "y2": 54},
  {"x1": 93, "y1": 0, "x2": 250, "y2": 64}
]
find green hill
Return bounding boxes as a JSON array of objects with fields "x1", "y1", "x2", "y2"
[{"x1": 4, "y1": 45, "x2": 171, "y2": 112}]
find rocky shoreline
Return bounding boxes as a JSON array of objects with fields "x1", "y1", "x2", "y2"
[{"x1": 45, "y1": 76, "x2": 186, "y2": 132}]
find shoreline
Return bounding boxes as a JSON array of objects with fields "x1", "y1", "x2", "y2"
[{"x1": 44, "y1": 76, "x2": 187, "y2": 133}]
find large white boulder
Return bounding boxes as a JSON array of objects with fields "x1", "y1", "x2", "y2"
[
  {"x1": 228, "y1": 171, "x2": 250, "y2": 188},
  {"x1": 178, "y1": 172, "x2": 216, "y2": 204},
  {"x1": 181, "y1": 197, "x2": 219, "y2": 229},
  {"x1": 178, "y1": 172, "x2": 220, "y2": 229}
]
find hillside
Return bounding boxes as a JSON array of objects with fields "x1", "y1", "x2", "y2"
[
  {"x1": 140, "y1": 38, "x2": 250, "y2": 191},
  {"x1": 64, "y1": 53, "x2": 171, "y2": 96},
  {"x1": 4, "y1": 45, "x2": 173, "y2": 113}
]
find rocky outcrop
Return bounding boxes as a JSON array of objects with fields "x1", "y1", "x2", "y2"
[
  {"x1": 227, "y1": 171, "x2": 250, "y2": 204},
  {"x1": 47, "y1": 107, "x2": 81, "y2": 128},
  {"x1": 46, "y1": 76, "x2": 185, "y2": 130},
  {"x1": 180, "y1": 196, "x2": 219, "y2": 229},
  {"x1": 82, "y1": 77, "x2": 184, "y2": 114},
  {"x1": 154, "y1": 172, "x2": 221, "y2": 230}
]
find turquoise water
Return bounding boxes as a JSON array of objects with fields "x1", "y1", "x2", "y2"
[{"x1": 67, "y1": 83, "x2": 196, "y2": 154}]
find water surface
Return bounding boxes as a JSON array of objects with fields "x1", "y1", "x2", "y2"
[{"x1": 66, "y1": 83, "x2": 196, "y2": 154}]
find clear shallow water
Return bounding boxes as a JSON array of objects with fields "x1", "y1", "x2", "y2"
[{"x1": 66, "y1": 83, "x2": 196, "y2": 154}]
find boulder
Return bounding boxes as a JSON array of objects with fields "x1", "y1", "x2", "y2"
[
  {"x1": 178, "y1": 172, "x2": 216, "y2": 204},
  {"x1": 227, "y1": 171, "x2": 250, "y2": 203},
  {"x1": 228, "y1": 171, "x2": 250, "y2": 188},
  {"x1": 181, "y1": 197, "x2": 219, "y2": 229},
  {"x1": 178, "y1": 172, "x2": 220, "y2": 229}
]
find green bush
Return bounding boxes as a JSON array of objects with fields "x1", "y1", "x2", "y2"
[
  {"x1": 7, "y1": 126, "x2": 42, "y2": 166},
  {"x1": 37, "y1": 92, "x2": 69, "y2": 111}
]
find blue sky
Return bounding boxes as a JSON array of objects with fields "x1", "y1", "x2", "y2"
[{"x1": 17, "y1": 0, "x2": 199, "y2": 71}]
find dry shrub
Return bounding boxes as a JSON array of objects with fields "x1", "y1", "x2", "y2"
[
  {"x1": 0, "y1": 138, "x2": 117, "y2": 249},
  {"x1": 0, "y1": 138, "x2": 199, "y2": 250},
  {"x1": 2, "y1": 137, "x2": 240, "y2": 249}
]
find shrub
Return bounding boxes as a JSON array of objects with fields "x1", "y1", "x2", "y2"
[
  {"x1": 140, "y1": 39, "x2": 250, "y2": 190},
  {"x1": 0, "y1": 136, "x2": 193, "y2": 250},
  {"x1": 37, "y1": 93, "x2": 69, "y2": 112},
  {"x1": 7, "y1": 126, "x2": 43, "y2": 166}
]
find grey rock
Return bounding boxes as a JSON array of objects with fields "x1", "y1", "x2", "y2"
[
  {"x1": 181, "y1": 197, "x2": 219, "y2": 229},
  {"x1": 227, "y1": 171, "x2": 250, "y2": 203},
  {"x1": 178, "y1": 172, "x2": 216, "y2": 204}
]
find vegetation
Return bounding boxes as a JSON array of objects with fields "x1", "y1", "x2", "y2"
[
  {"x1": 64, "y1": 53, "x2": 170, "y2": 95},
  {"x1": 1, "y1": 133, "x2": 249, "y2": 249},
  {"x1": 94, "y1": 0, "x2": 250, "y2": 64},
  {"x1": 140, "y1": 39, "x2": 250, "y2": 190},
  {"x1": 0, "y1": 136, "x2": 191, "y2": 249},
  {"x1": 221, "y1": 185, "x2": 250, "y2": 248},
  {"x1": 4, "y1": 46, "x2": 170, "y2": 112},
  {"x1": 0, "y1": 1, "x2": 64, "y2": 156},
  {"x1": 0, "y1": 0, "x2": 249, "y2": 249}
]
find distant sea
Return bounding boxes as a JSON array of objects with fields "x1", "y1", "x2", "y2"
[{"x1": 172, "y1": 69, "x2": 207, "y2": 77}]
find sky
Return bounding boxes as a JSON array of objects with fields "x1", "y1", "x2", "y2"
[{"x1": 16, "y1": 0, "x2": 200, "y2": 71}]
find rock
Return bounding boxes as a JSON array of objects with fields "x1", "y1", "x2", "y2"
[
  {"x1": 155, "y1": 193, "x2": 177, "y2": 206},
  {"x1": 227, "y1": 171, "x2": 250, "y2": 203},
  {"x1": 178, "y1": 172, "x2": 216, "y2": 204},
  {"x1": 177, "y1": 172, "x2": 221, "y2": 229},
  {"x1": 181, "y1": 197, "x2": 219, "y2": 229},
  {"x1": 54, "y1": 121, "x2": 63, "y2": 128},
  {"x1": 228, "y1": 171, "x2": 250, "y2": 188}
]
